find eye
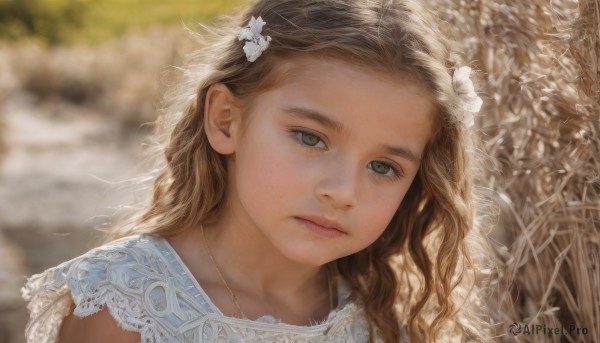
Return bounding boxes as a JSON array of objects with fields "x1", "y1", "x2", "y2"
[
  {"x1": 292, "y1": 129, "x2": 326, "y2": 149},
  {"x1": 368, "y1": 160, "x2": 402, "y2": 178}
]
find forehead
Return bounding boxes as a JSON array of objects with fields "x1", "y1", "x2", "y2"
[
  {"x1": 259, "y1": 55, "x2": 436, "y2": 115},
  {"x1": 266, "y1": 54, "x2": 431, "y2": 91}
]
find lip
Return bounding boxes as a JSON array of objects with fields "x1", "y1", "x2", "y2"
[{"x1": 295, "y1": 215, "x2": 346, "y2": 238}]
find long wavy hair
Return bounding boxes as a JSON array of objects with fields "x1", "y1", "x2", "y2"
[{"x1": 109, "y1": 0, "x2": 490, "y2": 341}]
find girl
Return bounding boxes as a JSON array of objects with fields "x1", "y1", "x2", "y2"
[{"x1": 22, "y1": 0, "x2": 489, "y2": 342}]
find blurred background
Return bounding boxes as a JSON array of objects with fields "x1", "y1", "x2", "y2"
[
  {"x1": 1, "y1": 1, "x2": 599, "y2": 343},
  {"x1": 0, "y1": 1, "x2": 242, "y2": 342}
]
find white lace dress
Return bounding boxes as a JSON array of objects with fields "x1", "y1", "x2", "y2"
[{"x1": 21, "y1": 234, "x2": 381, "y2": 343}]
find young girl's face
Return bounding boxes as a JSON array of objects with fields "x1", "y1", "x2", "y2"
[{"x1": 217, "y1": 56, "x2": 434, "y2": 266}]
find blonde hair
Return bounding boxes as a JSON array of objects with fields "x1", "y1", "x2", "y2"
[{"x1": 110, "y1": 0, "x2": 490, "y2": 341}]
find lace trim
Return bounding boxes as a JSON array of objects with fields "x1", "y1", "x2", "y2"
[{"x1": 21, "y1": 275, "x2": 72, "y2": 343}]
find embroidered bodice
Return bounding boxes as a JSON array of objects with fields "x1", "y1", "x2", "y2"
[{"x1": 22, "y1": 234, "x2": 379, "y2": 343}]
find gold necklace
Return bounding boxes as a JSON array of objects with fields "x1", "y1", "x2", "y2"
[
  {"x1": 201, "y1": 225, "x2": 246, "y2": 318},
  {"x1": 200, "y1": 225, "x2": 335, "y2": 321}
]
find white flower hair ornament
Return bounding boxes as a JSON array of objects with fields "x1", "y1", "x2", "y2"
[
  {"x1": 238, "y1": 16, "x2": 272, "y2": 62},
  {"x1": 452, "y1": 66, "x2": 483, "y2": 128}
]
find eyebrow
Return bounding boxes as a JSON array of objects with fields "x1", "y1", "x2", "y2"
[
  {"x1": 282, "y1": 105, "x2": 422, "y2": 163},
  {"x1": 282, "y1": 106, "x2": 347, "y2": 134},
  {"x1": 380, "y1": 144, "x2": 422, "y2": 163}
]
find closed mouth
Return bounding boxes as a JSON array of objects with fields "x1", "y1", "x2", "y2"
[{"x1": 295, "y1": 215, "x2": 346, "y2": 234}]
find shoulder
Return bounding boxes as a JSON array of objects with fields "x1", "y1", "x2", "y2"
[
  {"x1": 22, "y1": 234, "x2": 203, "y2": 343},
  {"x1": 57, "y1": 305, "x2": 140, "y2": 343}
]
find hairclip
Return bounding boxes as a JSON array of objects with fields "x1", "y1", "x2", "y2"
[
  {"x1": 238, "y1": 16, "x2": 272, "y2": 62},
  {"x1": 452, "y1": 66, "x2": 483, "y2": 128}
]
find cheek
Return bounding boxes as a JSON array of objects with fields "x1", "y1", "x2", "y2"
[
  {"x1": 356, "y1": 184, "x2": 412, "y2": 243},
  {"x1": 235, "y1": 129, "x2": 305, "y2": 206}
]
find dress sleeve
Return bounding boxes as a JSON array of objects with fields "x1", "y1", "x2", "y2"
[
  {"x1": 21, "y1": 261, "x2": 74, "y2": 343},
  {"x1": 21, "y1": 237, "x2": 186, "y2": 343}
]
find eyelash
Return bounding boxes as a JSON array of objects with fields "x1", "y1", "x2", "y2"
[
  {"x1": 288, "y1": 128, "x2": 405, "y2": 180},
  {"x1": 369, "y1": 161, "x2": 404, "y2": 180},
  {"x1": 290, "y1": 128, "x2": 327, "y2": 150}
]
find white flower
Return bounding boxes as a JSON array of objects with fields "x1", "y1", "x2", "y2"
[
  {"x1": 463, "y1": 112, "x2": 475, "y2": 128},
  {"x1": 238, "y1": 16, "x2": 272, "y2": 62},
  {"x1": 452, "y1": 66, "x2": 483, "y2": 128}
]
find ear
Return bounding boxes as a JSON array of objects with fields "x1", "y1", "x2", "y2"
[{"x1": 204, "y1": 83, "x2": 241, "y2": 155}]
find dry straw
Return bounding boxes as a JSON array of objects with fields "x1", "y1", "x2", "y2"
[{"x1": 432, "y1": 0, "x2": 600, "y2": 341}]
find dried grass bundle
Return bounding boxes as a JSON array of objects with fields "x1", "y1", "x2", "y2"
[{"x1": 430, "y1": 0, "x2": 600, "y2": 341}]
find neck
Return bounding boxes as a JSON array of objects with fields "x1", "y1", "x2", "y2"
[{"x1": 201, "y1": 207, "x2": 328, "y2": 299}]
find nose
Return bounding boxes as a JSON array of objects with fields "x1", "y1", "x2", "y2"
[{"x1": 314, "y1": 157, "x2": 359, "y2": 209}]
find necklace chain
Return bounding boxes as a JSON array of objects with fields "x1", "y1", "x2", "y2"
[
  {"x1": 200, "y1": 225, "x2": 335, "y2": 321},
  {"x1": 201, "y1": 225, "x2": 246, "y2": 318}
]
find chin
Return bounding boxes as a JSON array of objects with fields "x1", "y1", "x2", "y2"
[
  {"x1": 281, "y1": 241, "x2": 364, "y2": 267},
  {"x1": 277, "y1": 243, "x2": 340, "y2": 267},
  {"x1": 288, "y1": 253, "x2": 334, "y2": 267}
]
